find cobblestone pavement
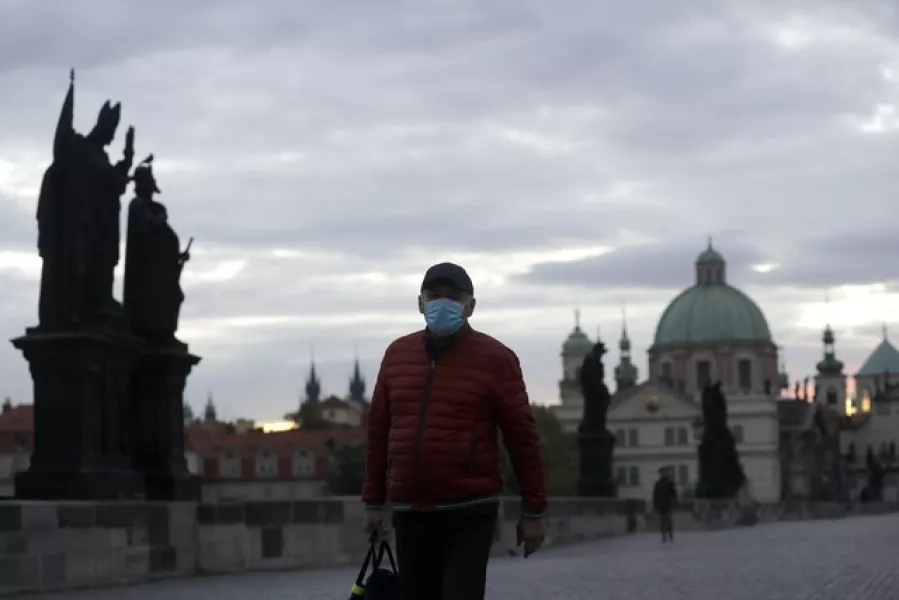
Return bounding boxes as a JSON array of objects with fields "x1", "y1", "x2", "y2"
[{"x1": 30, "y1": 513, "x2": 899, "y2": 600}]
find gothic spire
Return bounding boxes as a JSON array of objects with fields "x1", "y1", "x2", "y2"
[
  {"x1": 305, "y1": 362, "x2": 321, "y2": 405},
  {"x1": 614, "y1": 306, "x2": 637, "y2": 393},
  {"x1": 203, "y1": 391, "x2": 217, "y2": 422},
  {"x1": 349, "y1": 356, "x2": 367, "y2": 404}
]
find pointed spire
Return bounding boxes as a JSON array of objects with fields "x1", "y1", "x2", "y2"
[
  {"x1": 204, "y1": 391, "x2": 217, "y2": 422},
  {"x1": 707, "y1": 235, "x2": 713, "y2": 250},
  {"x1": 778, "y1": 346, "x2": 789, "y2": 390},
  {"x1": 614, "y1": 306, "x2": 637, "y2": 393},
  {"x1": 305, "y1": 352, "x2": 321, "y2": 405},
  {"x1": 884, "y1": 324, "x2": 889, "y2": 340},
  {"x1": 574, "y1": 308, "x2": 581, "y2": 329},
  {"x1": 817, "y1": 317, "x2": 844, "y2": 377},
  {"x1": 349, "y1": 355, "x2": 367, "y2": 404},
  {"x1": 619, "y1": 303, "x2": 631, "y2": 352}
]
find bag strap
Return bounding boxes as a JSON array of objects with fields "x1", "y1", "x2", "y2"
[
  {"x1": 373, "y1": 540, "x2": 398, "y2": 573},
  {"x1": 353, "y1": 541, "x2": 378, "y2": 587}
]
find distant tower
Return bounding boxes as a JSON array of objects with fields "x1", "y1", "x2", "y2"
[
  {"x1": 305, "y1": 361, "x2": 322, "y2": 405},
  {"x1": 349, "y1": 357, "x2": 367, "y2": 405},
  {"x1": 614, "y1": 307, "x2": 638, "y2": 393},
  {"x1": 203, "y1": 392, "x2": 217, "y2": 423},
  {"x1": 777, "y1": 347, "x2": 789, "y2": 392},
  {"x1": 815, "y1": 323, "x2": 847, "y2": 414},
  {"x1": 559, "y1": 309, "x2": 594, "y2": 405}
]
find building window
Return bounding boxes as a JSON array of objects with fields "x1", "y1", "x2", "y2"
[
  {"x1": 256, "y1": 451, "x2": 278, "y2": 479},
  {"x1": 696, "y1": 360, "x2": 711, "y2": 389},
  {"x1": 292, "y1": 450, "x2": 314, "y2": 477},
  {"x1": 664, "y1": 427, "x2": 675, "y2": 446},
  {"x1": 677, "y1": 464, "x2": 689, "y2": 485},
  {"x1": 616, "y1": 429, "x2": 626, "y2": 447},
  {"x1": 677, "y1": 427, "x2": 689, "y2": 446},
  {"x1": 661, "y1": 362, "x2": 673, "y2": 383},
  {"x1": 628, "y1": 466, "x2": 640, "y2": 486},
  {"x1": 627, "y1": 428, "x2": 639, "y2": 447},
  {"x1": 732, "y1": 425, "x2": 744, "y2": 444},
  {"x1": 220, "y1": 454, "x2": 241, "y2": 479},
  {"x1": 616, "y1": 466, "x2": 627, "y2": 486},
  {"x1": 737, "y1": 359, "x2": 752, "y2": 391}
]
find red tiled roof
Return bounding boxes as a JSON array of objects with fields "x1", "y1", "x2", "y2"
[
  {"x1": 187, "y1": 424, "x2": 364, "y2": 457},
  {"x1": 0, "y1": 406, "x2": 33, "y2": 433}
]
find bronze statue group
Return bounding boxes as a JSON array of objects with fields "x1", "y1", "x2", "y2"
[{"x1": 36, "y1": 69, "x2": 190, "y2": 345}]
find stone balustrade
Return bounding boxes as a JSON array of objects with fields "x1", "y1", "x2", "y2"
[{"x1": 0, "y1": 497, "x2": 896, "y2": 596}]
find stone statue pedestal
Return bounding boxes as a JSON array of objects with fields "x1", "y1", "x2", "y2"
[
  {"x1": 12, "y1": 329, "x2": 145, "y2": 500},
  {"x1": 578, "y1": 428, "x2": 617, "y2": 497},
  {"x1": 130, "y1": 344, "x2": 201, "y2": 501}
]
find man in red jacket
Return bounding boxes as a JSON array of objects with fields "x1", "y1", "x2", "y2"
[{"x1": 362, "y1": 262, "x2": 547, "y2": 600}]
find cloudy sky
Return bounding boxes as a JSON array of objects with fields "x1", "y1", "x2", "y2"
[{"x1": 1, "y1": 0, "x2": 897, "y2": 422}]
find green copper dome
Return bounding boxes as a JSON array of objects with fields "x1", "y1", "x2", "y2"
[
  {"x1": 562, "y1": 325, "x2": 593, "y2": 355},
  {"x1": 562, "y1": 309, "x2": 594, "y2": 355},
  {"x1": 857, "y1": 334, "x2": 899, "y2": 376},
  {"x1": 652, "y1": 243, "x2": 772, "y2": 348}
]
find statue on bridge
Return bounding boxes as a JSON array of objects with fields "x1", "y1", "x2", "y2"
[
  {"x1": 123, "y1": 155, "x2": 192, "y2": 346},
  {"x1": 13, "y1": 71, "x2": 201, "y2": 502},
  {"x1": 696, "y1": 382, "x2": 746, "y2": 499},
  {"x1": 578, "y1": 339, "x2": 617, "y2": 497},
  {"x1": 36, "y1": 69, "x2": 134, "y2": 331}
]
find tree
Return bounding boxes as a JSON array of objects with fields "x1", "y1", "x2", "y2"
[
  {"x1": 297, "y1": 403, "x2": 331, "y2": 430},
  {"x1": 328, "y1": 442, "x2": 366, "y2": 495},
  {"x1": 500, "y1": 405, "x2": 578, "y2": 496},
  {"x1": 183, "y1": 402, "x2": 194, "y2": 422}
]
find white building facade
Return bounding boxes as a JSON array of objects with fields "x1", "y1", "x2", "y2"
[{"x1": 550, "y1": 242, "x2": 784, "y2": 503}]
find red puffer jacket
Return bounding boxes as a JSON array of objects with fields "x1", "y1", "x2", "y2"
[{"x1": 362, "y1": 325, "x2": 547, "y2": 515}]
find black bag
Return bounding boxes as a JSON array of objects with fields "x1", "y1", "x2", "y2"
[{"x1": 348, "y1": 539, "x2": 400, "y2": 600}]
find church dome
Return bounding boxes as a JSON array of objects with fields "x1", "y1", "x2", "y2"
[
  {"x1": 652, "y1": 243, "x2": 772, "y2": 348},
  {"x1": 562, "y1": 325, "x2": 593, "y2": 355}
]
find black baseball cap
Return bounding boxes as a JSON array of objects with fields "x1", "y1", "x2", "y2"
[{"x1": 421, "y1": 262, "x2": 474, "y2": 295}]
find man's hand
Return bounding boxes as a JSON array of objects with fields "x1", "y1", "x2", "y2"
[
  {"x1": 516, "y1": 517, "x2": 545, "y2": 558},
  {"x1": 364, "y1": 508, "x2": 386, "y2": 541}
]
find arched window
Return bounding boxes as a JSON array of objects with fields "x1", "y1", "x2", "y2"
[{"x1": 825, "y1": 388, "x2": 838, "y2": 406}]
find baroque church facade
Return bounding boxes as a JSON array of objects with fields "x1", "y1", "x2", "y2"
[
  {"x1": 549, "y1": 242, "x2": 899, "y2": 505},
  {"x1": 553, "y1": 242, "x2": 884, "y2": 502}
]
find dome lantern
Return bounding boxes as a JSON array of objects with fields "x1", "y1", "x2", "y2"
[{"x1": 652, "y1": 241, "x2": 772, "y2": 349}]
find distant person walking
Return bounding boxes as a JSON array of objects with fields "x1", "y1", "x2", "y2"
[
  {"x1": 362, "y1": 262, "x2": 547, "y2": 600},
  {"x1": 653, "y1": 467, "x2": 678, "y2": 542}
]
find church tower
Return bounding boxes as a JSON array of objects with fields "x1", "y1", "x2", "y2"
[
  {"x1": 814, "y1": 323, "x2": 847, "y2": 414},
  {"x1": 203, "y1": 391, "x2": 217, "y2": 423},
  {"x1": 305, "y1": 361, "x2": 322, "y2": 405},
  {"x1": 614, "y1": 308, "x2": 638, "y2": 393},
  {"x1": 348, "y1": 357, "x2": 367, "y2": 406},
  {"x1": 559, "y1": 309, "x2": 594, "y2": 406}
]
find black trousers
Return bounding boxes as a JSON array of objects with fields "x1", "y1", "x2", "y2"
[
  {"x1": 658, "y1": 510, "x2": 673, "y2": 540},
  {"x1": 392, "y1": 504, "x2": 498, "y2": 600}
]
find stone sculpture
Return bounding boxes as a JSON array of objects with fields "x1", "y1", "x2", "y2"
[
  {"x1": 696, "y1": 382, "x2": 746, "y2": 499},
  {"x1": 123, "y1": 155, "x2": 191, "y2": 346},
  {"x1": 577, "y1": 340, "x2": 617, "y2": 497},
  {"x1": 13, "y1": 71, "x2": 200, "y2": 501}
]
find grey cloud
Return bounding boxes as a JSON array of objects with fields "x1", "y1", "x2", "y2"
[
  {"x1": 1, "y1": 0, "x2": 898, "y2": 418},
  {"x1": 517, "y1": 236, "x2": 767, "y2": 289},
  {"x1": 519, "y1": 227, "x2": 899, "y2": 291}
]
